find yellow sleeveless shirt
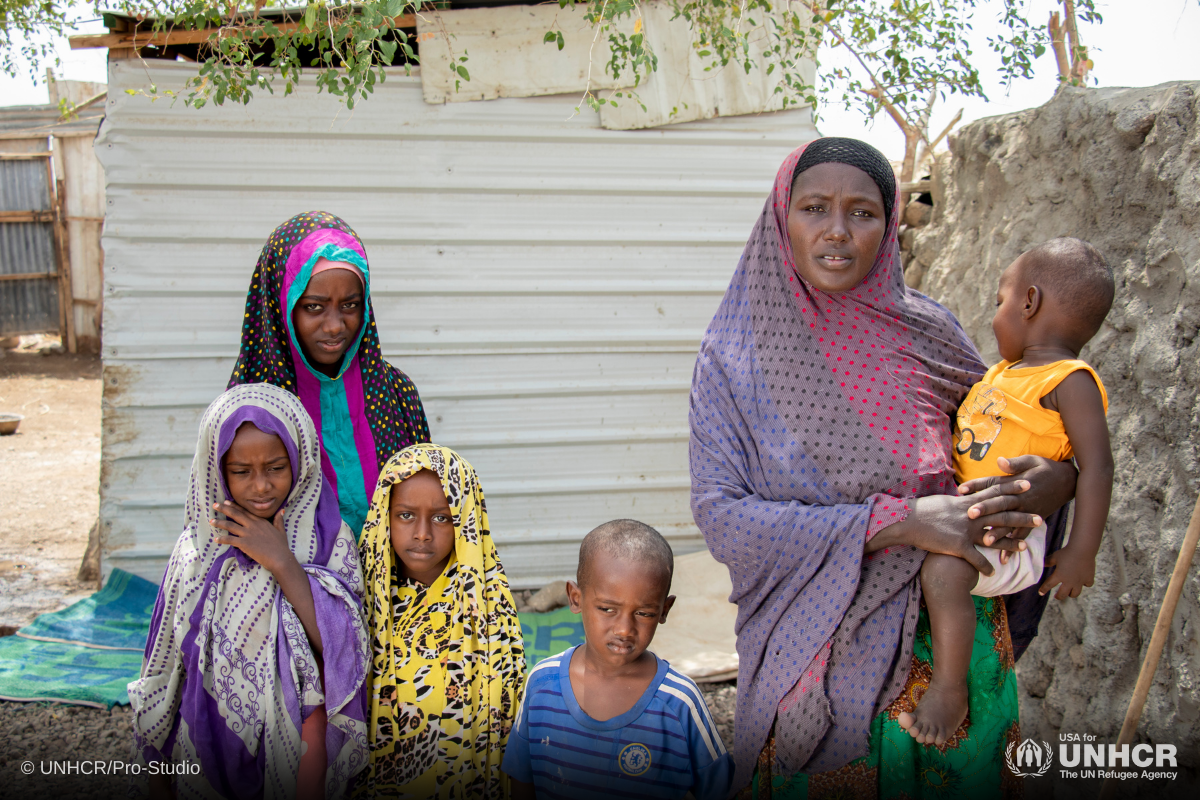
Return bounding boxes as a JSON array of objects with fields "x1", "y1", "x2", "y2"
[{"x1": 953, "y1": 359, "x2": 1109, "y2": 483}]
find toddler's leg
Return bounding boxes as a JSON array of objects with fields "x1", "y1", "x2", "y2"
[{"x1": 898, "y1": 553, "x2": 978, "y2": 746}]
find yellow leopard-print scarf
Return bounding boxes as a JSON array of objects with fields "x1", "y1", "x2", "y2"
[{"x1": 357, "y1": 444, "x2": 526, "y2": 798}]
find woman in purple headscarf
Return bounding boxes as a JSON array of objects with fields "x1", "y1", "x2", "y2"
[{"x1": 689, "y1": 138, "x2": 1075, "y2": 798}]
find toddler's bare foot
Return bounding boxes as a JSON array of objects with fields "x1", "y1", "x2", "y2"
[{"x1": 897, "y1": 681, "x2": 968, "y2": 747}]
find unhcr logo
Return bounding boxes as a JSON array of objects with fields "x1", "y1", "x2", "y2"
[
  {"x1": 1005, "y1": 738, "x2": 1053, "y2": 778},
  {"x1": 1056, "y1": 736, "x2": 1179, "y2": 781}
]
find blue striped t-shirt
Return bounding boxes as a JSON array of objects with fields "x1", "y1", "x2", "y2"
[{"x1": 501, "y1": 645, "x2": 734, "y2": 800}]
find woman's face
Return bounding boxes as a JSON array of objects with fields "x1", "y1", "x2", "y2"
[
  {"x1": 389, "y1": 469, "x2": 456, "y2": 586},
  {"x1": 291, "y1": 267, "x2": 364, "y2": 376},
  {"x1": 222, "y1": 422, "x2": 292, "y2": 520},
  {"x1": 787, "y1": 162, "x2": 888, "y2": 293}
]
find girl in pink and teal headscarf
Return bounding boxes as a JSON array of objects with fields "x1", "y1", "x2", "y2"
[{"x1": 229, "y1": 212, "x2": 430, "y2": 537}]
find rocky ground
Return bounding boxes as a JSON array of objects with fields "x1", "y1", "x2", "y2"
[
  {"x1": 0, "y1": 343, "x2": 123, "y2": 797},
  {"x1": 0, "y1": 683, "x2": 736, "y2": 800},
  {"x1": 699, "y1": 680, "x2": 737, "y2": 751},
  {"x1": 0, "y1": 701, "x2": 134, "y2": 799}
]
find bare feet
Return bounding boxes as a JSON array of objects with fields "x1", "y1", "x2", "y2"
[{"x1": 897, "y1": 681, "x2": 969, "y2": 747}]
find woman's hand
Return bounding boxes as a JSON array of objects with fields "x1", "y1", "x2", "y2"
[
  {"x1": 867, "y1": 483, "x2": 1042, "y2": 575},
  {"x1": 211, "y1": 501, "x2": 295, "y2": 575},
  {"x1": 958, "y1": 455, "x2": 1077, "y2": 540}
]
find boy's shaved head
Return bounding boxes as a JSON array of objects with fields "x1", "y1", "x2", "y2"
[
  {"x1": 577, "y1": 519, "x2": 674, "y2": 591},
  {"x1": 1021, "y1": 237, "x2": 1114, "y2": 340}
]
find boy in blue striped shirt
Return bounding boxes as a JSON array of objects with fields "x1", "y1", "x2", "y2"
[{"x1": 503, "y1": 520, "x2": 735, "y2": 800}]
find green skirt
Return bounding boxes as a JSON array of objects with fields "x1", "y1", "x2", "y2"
[{"x1": 750, "y1": 596, "x2": 1022, "y2": 800}]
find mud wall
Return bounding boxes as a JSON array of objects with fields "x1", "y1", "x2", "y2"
[{"x1": 909, "y1": 82, "x2": 1200, "y2": 774}]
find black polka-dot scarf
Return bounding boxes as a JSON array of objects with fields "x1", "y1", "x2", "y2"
[
  {"x1": 228, "y1": 211, "x2": 431, "y2": 485},
  {"x1": 689, "y1": 139, "x2": 987, "y2": 787}
]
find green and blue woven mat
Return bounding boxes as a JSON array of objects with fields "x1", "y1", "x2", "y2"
[
  {"x1": 517, "y1": 606, "x2": 585, "y2": 669},
  {"x1": 0, "y1": 569, "x2": 587, "y2": 708},
  {"x1": 0, "y1": 568, "x2": 155, "y2": 708},
  {"x1": 16, "y1": 567, "x2": 157, "y2": 650}
]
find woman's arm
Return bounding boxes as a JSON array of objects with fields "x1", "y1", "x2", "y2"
[
  {"x1": 688, "y1": 344, "x2": 1038, "y2": 590},
  {"x1": 210, "y1": 501, "x2": 324, "y2": 654},
  {"x1": 864, "y1": 486, "x2": 1041, "y2": 574},
  {"x1": 869, "y1": 455, "x2": 1078, "y2": 569}
]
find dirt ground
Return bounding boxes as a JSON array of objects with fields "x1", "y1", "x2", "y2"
[
  {"x1": 0, "y1": 345, "x2": 128, "y2": 797},
  {"x1": 0, "y1": 701, "x2": 135, "y2": 798},
  {"x1": 0, "y1": 687, "x2": 731, "y2": 800},
  {"x1": 0, "y1": 347, "x2": 102, "y2": 631}
]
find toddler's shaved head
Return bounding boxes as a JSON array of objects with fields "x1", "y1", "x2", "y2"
[
  {"x1": 577, "y1": 519, "x2": 674, "y2": 592},
  {"x1": 1020, "y1": 237, "x2": 1114, "y2": 341}
]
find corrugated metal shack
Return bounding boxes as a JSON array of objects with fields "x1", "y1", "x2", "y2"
[
  {"x1": 93, "y1": 6, "x2": 818, "y2": 586},
  {"x1": 0, "y1": 80, "x2": 107, "y2": 350}
]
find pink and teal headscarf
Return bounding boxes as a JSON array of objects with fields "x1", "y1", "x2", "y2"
[{"x1": 229, "y1": 211, "x2": 430, "y2": 536}]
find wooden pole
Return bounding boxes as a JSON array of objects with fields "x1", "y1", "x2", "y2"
[{"x1": 1099, "y1": 491, "x2": 1200, "y2": 800}]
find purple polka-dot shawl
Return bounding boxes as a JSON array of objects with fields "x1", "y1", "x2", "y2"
[
  {"x1": 688, "y1": 141, "x2": 987, "y2": 788},
  {"x1": 129, "y1": 384, "x2": 370, "y2": 800}
]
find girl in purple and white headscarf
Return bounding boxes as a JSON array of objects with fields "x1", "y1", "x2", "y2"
[
  {"x1": 689, "y1": 138, "x2": 1076, "y2": 797},
  {"x1": 130, "y1": 383, "x2": 369, "y2": 800}
]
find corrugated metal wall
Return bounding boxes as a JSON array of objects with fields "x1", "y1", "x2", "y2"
[
  {"x1": 1, "y1": 98, "x2": 106, "y2": 345},
  {"x1": 98, "y1": 60, "x2": 817, "y2": 586},
  {"x1": 0, "y1": 149, "x2": 60, "y2": 336}
]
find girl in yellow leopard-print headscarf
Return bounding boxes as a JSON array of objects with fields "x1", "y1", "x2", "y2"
[{"x1": 356, "y1": 443, "x2": 526, "y2": 798}]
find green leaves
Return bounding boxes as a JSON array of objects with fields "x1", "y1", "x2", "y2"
[
  {"x1": 379, "y1": 39, "x2": 398, "y2": 64},
  {"x1": 58, "y1": 0, "x2": 1099, "y2": 120},
  {"x1": 2, "y1": 0, "x2": 73, "y2": 80},
  {"x1": 94, "y1": 1, "x2": 430, "y2": 109}
]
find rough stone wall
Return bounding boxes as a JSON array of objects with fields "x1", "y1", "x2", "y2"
[{"x1": 910, "y1": 82, "x2": 1200, "y2": 785}]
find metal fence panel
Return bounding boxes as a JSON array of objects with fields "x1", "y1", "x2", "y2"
[
  {"x1": 0, "y1": 152, "x2": 59, "y2": 336},
  {"x1": 98, "y1": 60, "x2": 818, "y2": 586}
]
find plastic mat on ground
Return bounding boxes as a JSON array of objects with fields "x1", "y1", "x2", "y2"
[{"x1": 0, "y1": 568, "x2": 155, "y2": 708}]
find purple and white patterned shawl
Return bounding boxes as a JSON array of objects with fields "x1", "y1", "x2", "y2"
[
  {"x1": 130, "y1": 383, "x2": 369, "y2": 799},
  {"x1": 688, "y1": 141, "x2": 986, "y2": 788}
]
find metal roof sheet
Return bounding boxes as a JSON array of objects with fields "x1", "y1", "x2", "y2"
[{"x1": 0, "y1": 102, "x2": 104, "y2": 140}]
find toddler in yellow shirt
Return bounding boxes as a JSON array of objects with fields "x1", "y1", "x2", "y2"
[{"x1": 899, "y1": 238, "x2": 1115, "y2": 746}]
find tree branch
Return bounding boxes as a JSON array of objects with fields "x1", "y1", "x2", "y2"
[{"x1": 1048, "y1": 11, "x2": 1070, "y2": 81}]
